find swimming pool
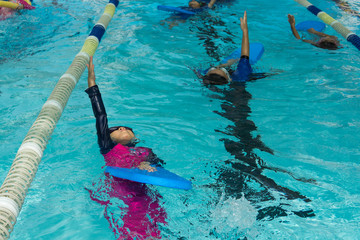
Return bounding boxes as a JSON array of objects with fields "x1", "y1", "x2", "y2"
[{"x1": 1, "y1": 0, "x2": 360, "y2": 239}]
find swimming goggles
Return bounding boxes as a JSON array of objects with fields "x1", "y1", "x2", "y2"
[
  {"x1": 109, "y1": 126, "x2": 133, "y2": 134},
  {"x1": 206, "y1": 67, "x2": 231, "y2": 81}
]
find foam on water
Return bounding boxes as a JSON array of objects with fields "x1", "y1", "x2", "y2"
[{"x1": 210, "y1": 193, "x2": 257, "y2": 235}]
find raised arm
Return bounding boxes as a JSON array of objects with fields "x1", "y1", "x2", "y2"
[
  {"x1": 85, "y1": 57, "x2": 115, "y2": 154},
  {"x1": 231, "y1": 11, "x2": 253, "y2": 82},
  {"x1": 216, "y1": 13, "x2": 249, "y2": 69},
  {"x1": 240, "y1": 11, "x2": 249, "y2": 57},
  {"x1": 87, "y1": 56, "x2": 96, "y2": 88},
  {"x1": 288, "y1": 14, "x2": 301, "y2": 40},
  {"x1": 208, "y1": 0, "x2": 216, "y2": 8}
]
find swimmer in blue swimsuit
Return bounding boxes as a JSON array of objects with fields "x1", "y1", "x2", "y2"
[
  {"x1": 201, "y1": 11, "x2": 252, "y2": 85},
  {"x1": 288, "y1": 14, "x2": 341, "y2": 50}
]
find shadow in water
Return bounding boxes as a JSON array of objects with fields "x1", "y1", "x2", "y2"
[
  {"x1": 188, "y1": 9, "x2": 316, "y2": 220},
  {"x1": 205, "y1": 80, "x2": 316, "y2": 220}
]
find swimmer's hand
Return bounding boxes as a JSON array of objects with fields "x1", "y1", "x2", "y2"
[
  {"x1": 240, "y1": 11, "x2": 249, "y2": 57},
  {"x1": 86, "y1": 56, "x2": 96, "y2": 87},
  {"x1": 138, "y1": 162, "x2": 157, "y2": 172},
  {"x1": 240, "y1": 11, "x2": 248, "y2": 32},
  {"x1": 288, "y1": 14, "x2": 301, "y2": 40},
  {"x1": 288, "y1": 14, "x2": 296, "y2": 26}
]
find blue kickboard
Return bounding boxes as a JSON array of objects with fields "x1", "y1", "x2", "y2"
[
  {"x1": 295, "y1": 20, "x2": 326, "y2": 32},
  {"x1": 221, "y1": 42, "x2": 265, "y2": 65},
  {"x1": 157, "y1": 5, "x2": 196, "y2": 15},
  {"x1": 105, "y1": 166, "x2": 192, "y2": 190}
]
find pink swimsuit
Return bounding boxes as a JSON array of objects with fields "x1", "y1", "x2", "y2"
[
  {"x1": 87, "y1": 145, "x2": 167, "y2": 239},
  {"x1": 103, "y1": 144, "x2": 151, "y2": 168},
  {"x1": 0, "y1": 7, "x2": 14, "y2": 20}
]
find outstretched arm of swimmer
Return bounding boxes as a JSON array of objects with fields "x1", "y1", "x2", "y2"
[
  {"x1": 230, "y1": 11, "x2": 253, "y2": 82},
  {"x1": 240, "y1": 11, "x2": 249, "y2": 58},
  {"x1": 208, "y1": 0, "x2": 216, "y2": 8},
  {"x1": 288, "y1": 14, "x2": 301, "y2": 40},
  {"x1": 216, "y1": 12, "x2": 250, "y2": 68},
  {"x1": 307, "y1": 28, "x2": 327, "y2": 37},
  {"x1": 85, "y1": 56, "x2": 115, "y2": 155},
  {"x1": 307, "y1": 28, "x2": 336, "y2": 38},
  {"x1": 87, "y1": 56, "x2": 96, "y2": 88}
]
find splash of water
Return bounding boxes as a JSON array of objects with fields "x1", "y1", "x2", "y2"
[{"x1": 210, "y1": 193, "x2": 258, "y2": 235}]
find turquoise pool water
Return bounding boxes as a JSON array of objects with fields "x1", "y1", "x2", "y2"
[{"x1": 1, "y1": 0, "x2": 360, "y2": 239}]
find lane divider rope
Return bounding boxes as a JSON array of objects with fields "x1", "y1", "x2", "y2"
[{"x1": 0, "y1": 0, "x2": 119, "y2": 238}]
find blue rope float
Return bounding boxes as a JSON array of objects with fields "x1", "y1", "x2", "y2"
[
  {"x1": 89, "y1": 24, "x2": 106, "y2": 42},
  {"x1": 109, "y1": 0, "x2": 119, "y2": 7},
  {"x1": 347, "y1": 34, "x2": 360, "y2": 50}
]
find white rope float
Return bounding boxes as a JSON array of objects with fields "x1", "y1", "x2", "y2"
[{"x1": 0, "y1": 0, "x2": 119, "y2": 239}]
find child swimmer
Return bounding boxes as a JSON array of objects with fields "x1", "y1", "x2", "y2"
[
  {"x1": 85, "y1": 56, "x2": 167, "y2": 239},
  {"x1": 197, "y1": 11, "x2": 252, "y2": 85},
  {"x1": 288, "y1": 14, "x2": 341, "y2": 50},
  {"x1": 85, "y1": 56, "x2": 162, "y2": 172}
]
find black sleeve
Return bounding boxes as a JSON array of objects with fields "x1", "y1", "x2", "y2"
[
  {"x1": 85, "y1": 85, "x2": 115, "y2": 154},
  {"x1": 146, "y1": 150, "x2": 165, "y2": 166}
]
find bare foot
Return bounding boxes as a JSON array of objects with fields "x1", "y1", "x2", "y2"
[{"x1": 138, "y1": 162, "x2": 157, "y2": 172}]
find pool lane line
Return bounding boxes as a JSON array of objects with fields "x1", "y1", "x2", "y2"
[
  {"x1": 0, "y1": 0, "x2": 119, "y2": 239},
  {"x1": 331, "y1": 0, "x2": 360, "y2": 18},
  {"x1": 294, "y1": 0, "x2": 360, "y2": 50}
]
